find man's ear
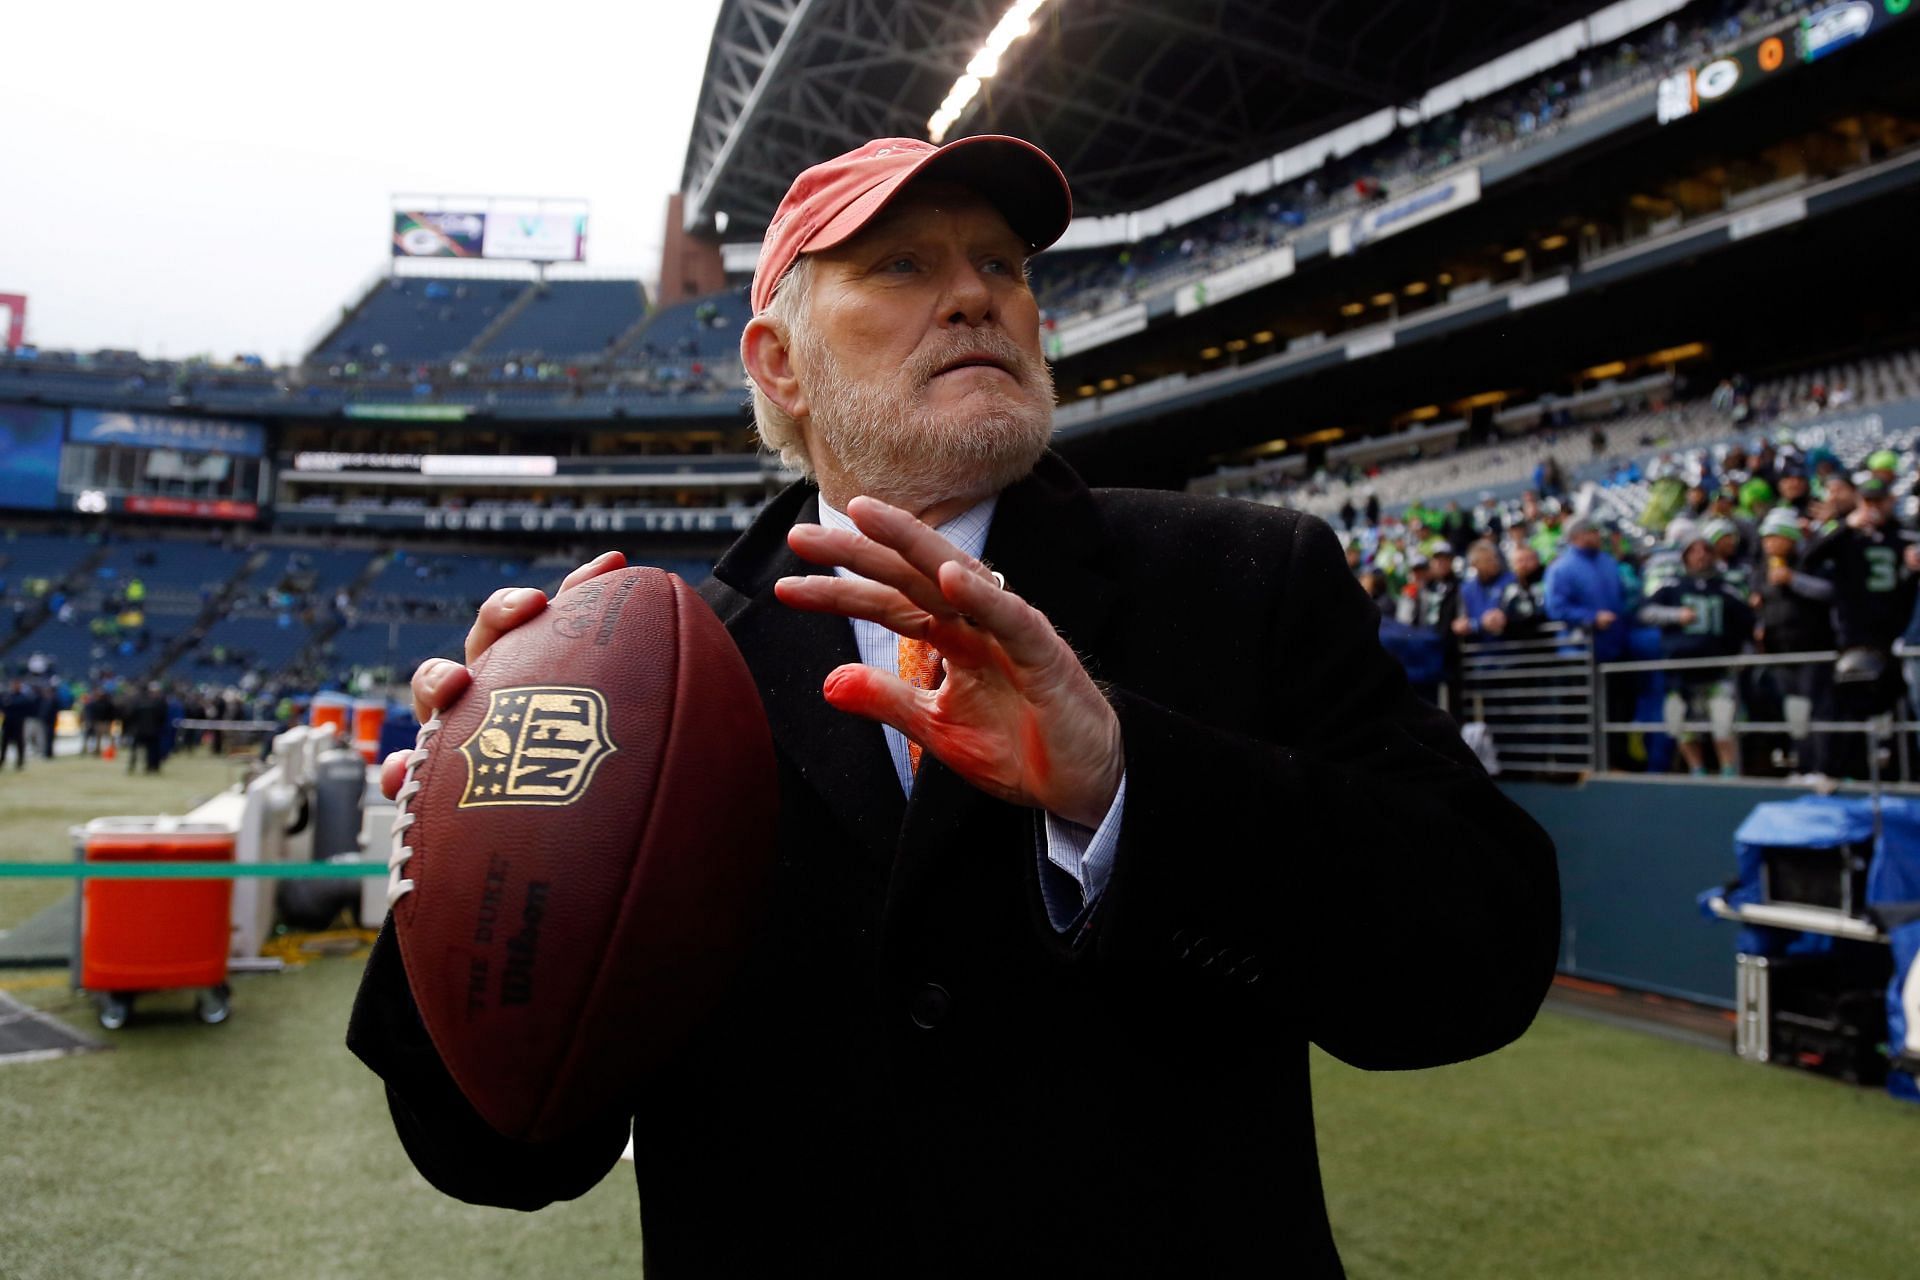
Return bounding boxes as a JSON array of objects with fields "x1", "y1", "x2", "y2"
[{"x1": 742, "y1": 316, "x2": 808, "y2": 423}]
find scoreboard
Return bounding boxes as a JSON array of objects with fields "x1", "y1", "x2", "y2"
[{"x1": 1657, "y1": 0, "x2": 1911, "y2": 126}]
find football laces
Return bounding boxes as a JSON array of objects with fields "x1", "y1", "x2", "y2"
[{"x1": 386, "y1": 715, "x2": 443, "y2": 907}]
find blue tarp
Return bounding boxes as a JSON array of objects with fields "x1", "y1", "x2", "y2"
[{"x1": 1704, "y1": 794, "x2": 1920, "y2": 1102}]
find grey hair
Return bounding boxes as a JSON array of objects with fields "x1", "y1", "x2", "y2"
[{"x1": 748, "y1": 257, "x2": 816, "y2": 476}]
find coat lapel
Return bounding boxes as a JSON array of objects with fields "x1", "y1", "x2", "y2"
[{"x1": 712, "y1": 485, "x2": 906, "y2": 871}]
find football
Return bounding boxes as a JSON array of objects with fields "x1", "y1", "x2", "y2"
[{"x1": 386, "y1": 567, "x2": 778, "y2": 1142}]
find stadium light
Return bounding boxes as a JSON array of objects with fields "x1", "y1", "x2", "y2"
[
  {"x1": 1501, "y1": 248, "x2": 1528, "y2": 264},
  {"x1": 1200, "y1": 346, "x2": 1223, "y2": 359},
  {"x1": 1582, "y1": 360, "x2": 1629, "y2": 380},
  {"x1": 1294, "y1": 428, "x2": 1346, "y2": 446},
  {"x1": 1539, "y1": 234, "x2": 1569, "y2": 251},
  {"x1": 929, "y1": 0, "x2": 1051, "y2": 143},
  {"x1": 1338, "y1": 302, "x2": 1365, "y2": 317},
  {"x1": 1403, "y1": 281, "x2": 1429, "y2": 297},
  {"x1": 1251, "y1": 331, "x2": 1274, "y2": 344},
  {"x1": 1098, "y1": 377, "x2": 1119, "y2": 391},
  {"x1": 1647, "y1": 342, "x2": 1708, "y2": 365}
]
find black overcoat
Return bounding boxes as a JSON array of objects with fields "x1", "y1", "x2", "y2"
[{"x1": 349, "y1": 453, "x2": 1561, "y2": 1277}]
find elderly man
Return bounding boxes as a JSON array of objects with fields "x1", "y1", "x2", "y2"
[{"x1": 348, "y1": 135, "x2": 1559, "y2": 1276}]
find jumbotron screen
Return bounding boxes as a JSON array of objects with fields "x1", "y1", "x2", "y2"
[{"x1": 392, "y1": 209, "x2": 587, "y2": 262}]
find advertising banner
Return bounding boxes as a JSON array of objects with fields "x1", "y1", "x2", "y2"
[
  {"x1": 1045, "y1": 303, "x2": 1148, "y2": 359},
  {"x1": 481, "y1": 212, "x2": 588, "y2": 262},
  {"x1": 1333, "y1": 170, "x2": 1481, "y2": 256},
  {"x1": 68, "y1": 409, "x2": 266, "y2": 457},
  {"x1": 123, "y1": 495, "x2": 259, "y2": 522},
  {"x1": 392, "y1": 210, "x2": 487, "y2": 258},
  {"x1": 274, "y1": 505, "x2": 756, "y2": 535},
  {"x1": 0, "y1": 292, "x2": 25, "y2": 350},
  {"x1": 1173, "y1": 246, "x2": 1296, "y2": 317},
  {"x1": 0, "y1": 403, "x2": 64, "y2": 510}
]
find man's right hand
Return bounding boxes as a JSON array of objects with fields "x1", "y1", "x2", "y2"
[
  {"x1": 378, "y1": 551, "x2": 628, "y2": 800},
  {"x1": 1594, "y1": 610, "x2": 1618, "y2": 630}
]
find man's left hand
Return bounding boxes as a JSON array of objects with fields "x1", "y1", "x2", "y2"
[{"x1": 775, "y1": 496, "x2": 1124, "y2": 828}]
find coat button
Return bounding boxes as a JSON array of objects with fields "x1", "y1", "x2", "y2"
[{"x1": 909, "y1": 982, "x2": 951, "y2": 1030}]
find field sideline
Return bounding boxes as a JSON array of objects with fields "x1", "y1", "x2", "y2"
[{"x1": 2, "y1": 754, "x2": 1914, "y2": 1278}]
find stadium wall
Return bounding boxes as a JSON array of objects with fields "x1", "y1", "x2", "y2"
[{"x1": 1505, "y1": 776, "x2": 1871, "y2": 1009}]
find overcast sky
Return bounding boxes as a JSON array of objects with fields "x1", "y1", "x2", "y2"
[{"x1": 2, "y1": 0, "x2": 727, "y2": 363}]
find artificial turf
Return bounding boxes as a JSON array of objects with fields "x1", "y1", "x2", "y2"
[{"x1": 2, "y1": 754, "x2": 1915, "y2": 1277}]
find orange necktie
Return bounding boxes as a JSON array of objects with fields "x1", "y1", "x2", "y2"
[{"x1": 896, "y1": 636, "x2": 945, "y2": 775}]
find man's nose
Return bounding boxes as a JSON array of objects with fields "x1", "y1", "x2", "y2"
[{"x1": 939, "y1": 262, "x2": 994, "y2": 327}]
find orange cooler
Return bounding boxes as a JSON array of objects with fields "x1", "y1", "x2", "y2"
[
  {"x1": 351, "y1": 698, "x2": 387, "y2": 764},
  {"x1": 80, "y1": 819, "x2": 234, "y2": 996},
  {"x1": 310, "y1": 692, "x2": 350, "y2": 740}
]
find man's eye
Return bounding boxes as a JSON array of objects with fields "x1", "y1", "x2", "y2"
[
  {"x1": 884, "y1": 257, "x2": 918, "y2": 273},
  {"x1": 981, "y1": 257, "x2": 1015, "y2": 276}
]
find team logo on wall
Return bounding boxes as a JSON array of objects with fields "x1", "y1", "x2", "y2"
[{"x1": 457, "y1": 686, "x2": 617, "y2": 807}]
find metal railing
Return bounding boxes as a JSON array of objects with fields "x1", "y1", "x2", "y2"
[
  {"x1": 1459, "y1": 623, "x2": 1597, "y2": 776},
  {"x1": 1594, "y1": 648, "x2": 1919, "y2": 783},
  {"x1": 1460, "y1": 631, "x2": 1920, "y2": 783}
]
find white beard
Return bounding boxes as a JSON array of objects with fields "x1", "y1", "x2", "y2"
[{"x1": 796, "y1": 326, "x2": 1056, "y2": 513}]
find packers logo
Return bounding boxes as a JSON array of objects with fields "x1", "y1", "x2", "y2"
[{"x1": 456, "y1": 686, "x2": 617, "y2": 808}]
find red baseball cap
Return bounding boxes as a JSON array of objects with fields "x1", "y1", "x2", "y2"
[{"x1": 749, "y1": 135, "x2": 1073, "y2": 315}]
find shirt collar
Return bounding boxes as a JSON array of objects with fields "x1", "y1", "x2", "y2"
[{"x1": 816, "y1": 493, "x2": 998, "y2": 572}]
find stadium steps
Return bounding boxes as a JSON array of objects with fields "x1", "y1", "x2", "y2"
[
  {"x1": 459, "y1": 285, "x2": 543, "y2": 363},
  {"x1": 304, "y1": 272, "x2": 394, "y2": 366},
  {"x1": 606, "y1": 307, "x2": 655, "y2": 357},
  {"x1": 0, "y1": 543, "x2": 109, "y2": 662},
  {"x1": 275, "y1": 549, "x2": 395, "y2": 684},
  {"x1": 143, "y1": 548, "x2": 271, "y2": 682}
]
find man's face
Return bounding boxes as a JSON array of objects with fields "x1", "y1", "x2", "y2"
[
  {"x1": 1684, "y1": 542, "x2": 1716, "y2": 575},
  {"x1": 1780, "y1": 474, "x2": 1807, "y2": 500},
  {"x1": 1513, "y1": 547, "x2": 1541, "y2": 578},
  {"x1": 789, "y1": 184, "x2": 1054, "y2": 511},
  {"x1": 1571, "y1": 529, "x2": 1602, "y2": 553}
]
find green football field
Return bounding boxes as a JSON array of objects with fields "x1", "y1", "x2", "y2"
[{"x1": 1, "y1": 754, "x2": 1915, "y2": 1278}]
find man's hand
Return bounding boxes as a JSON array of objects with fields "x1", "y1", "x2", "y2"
[
  {"x1": 1675, "y1": 607, "x2": 1698, "y2": 626},
  {"x1": 1481, "y1": 608, "x2": 1506, "y2": 635},
  {"x1": 1768, "y1": 563, "x2": 1795, "y2": 587},
  {"x1": 377, "y1": 551, "x2": 628, "y2": 801},
  {"x1": 1904, "y1": 546, "x2": 1920, "y2": 574},
  {"x1": 1450, "y1": 616, "x2": 1472, "y2": 636},
  {"x1": 1594, "y1": 610, "x2": 1618, "y2": 630},
  {"x1": 775, "y1": 496, "x2": 1124, "y2": 828}
]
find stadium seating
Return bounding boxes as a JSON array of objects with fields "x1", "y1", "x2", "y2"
[
  {"x1": 185, "y1": 613, "x2": 317, "y2": 680},
  {"x1": 312, "y1": 277, "x2": 527, "y2": 365},
  {"x1": 480, "y1": 280, "x2": 647, "y2": 359},
  {"x1": 245, "y1": 545, "x2": 375, "y2": 602},
  {"x1": 1245, "y1": 347, "x2": 1920, "y2": 524},
  {"x1": 1028, "y1": 0, "x2": 1792, "y2": 327},
  {"x1": 618, "y1": 289, "x2": 751, "y2": 365},
  {"x1": 0, "y1": 532, "x2": 98, "y2": 585}
]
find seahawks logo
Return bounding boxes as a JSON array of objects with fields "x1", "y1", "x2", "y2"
[{"x1": 456, "y1": 686, "x2": 617, "y2": 808}]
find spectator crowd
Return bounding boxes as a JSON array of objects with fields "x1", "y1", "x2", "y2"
[{"x1": 1344, "y1": 437, "x2": 1920, "y2": 781}]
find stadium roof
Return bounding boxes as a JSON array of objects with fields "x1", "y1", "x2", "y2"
[{"x1": 680, "y1": 0, "x2": 1617, "y2": 237}]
